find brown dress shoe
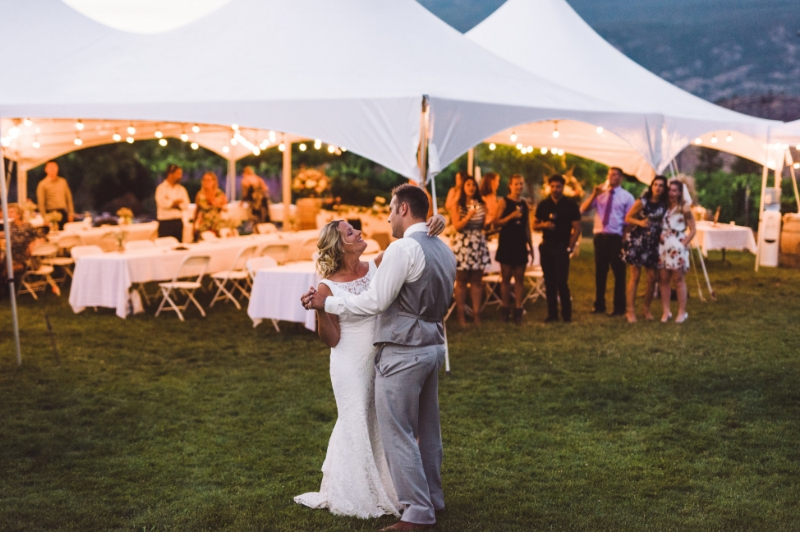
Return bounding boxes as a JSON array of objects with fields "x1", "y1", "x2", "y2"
[{"x1": 379, "y1": 520, "x2": 435, "y2": 532}]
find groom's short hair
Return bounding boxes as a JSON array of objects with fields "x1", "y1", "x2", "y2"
[{"x1": 392, "y1": 184, "x2": 429, "y2": 220}]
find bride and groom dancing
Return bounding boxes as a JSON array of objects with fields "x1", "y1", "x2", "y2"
[{"x1": 298, "y1": 184, "x2": 456, "y2": 531}]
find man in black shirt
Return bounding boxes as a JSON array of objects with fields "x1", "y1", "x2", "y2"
[{"x1": 534, "y1": 174, "x2": 582, "y2": 322}]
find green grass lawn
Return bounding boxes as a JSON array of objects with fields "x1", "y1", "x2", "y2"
[{"x1": 1, "y1": 242, "x2": 800, "y2": 531}]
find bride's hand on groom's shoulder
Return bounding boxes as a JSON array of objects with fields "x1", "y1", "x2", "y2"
[{"x1": 426, "y1": 213, "x2": 446, "y2": 237}]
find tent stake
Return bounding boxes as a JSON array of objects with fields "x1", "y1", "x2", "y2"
[{"x1": 0, "y1": 145, "x2": 22, "y2": 366}]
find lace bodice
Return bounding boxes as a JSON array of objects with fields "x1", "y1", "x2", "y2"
[{"x1": 319, "y1": 261, "x2": 377, "y2": 329}]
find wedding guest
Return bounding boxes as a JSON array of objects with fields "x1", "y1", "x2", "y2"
[
  {"x1": 240, "y1": 166, "x2": 271, "y2": 225},
  {"x1": 155, "y1": 164, "x2": 189, "y2": 242},
  {"x1": 622, "y1": 175, "x2": 668, "y2": 322},
  {"x1": 0, "y1": 203, "x2": 43, "y2": 292},
  {"x1": 494, "y1": 174, "x2": 532, "y2": 324},
  {"x1": 480, "y1": 172, "x2": 500, "y2": 226},
  {"x1": 449, "y1": 175, "x2": 491, "y2": 326},
  {"x1": 534, "y1": 175, "x2": 582, "y2": 323},
  {"x1": 580, "y1": 167, "x2": 634, "y2": 316},
  {"x1": 659, "y1": 180, "x2": 696, "y2": 324},
  {"x1": 194, "y1": 172, "x2": 228, "y2": 238},
  {"x1": 36, "y1": 161, "x2": 74, "y2": 229},
  {"x1": 444, "y1": 171, "x2": 465, "y2": 215}
]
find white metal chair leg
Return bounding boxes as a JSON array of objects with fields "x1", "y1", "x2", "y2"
[
  {"x1": 186, "y1": 290, "x2": 206, "y2": 317},
  {"x1": 695, "y1": 247, "x2": 716, "y2": 301},
  {"x1": 443, "y1": 323, "x2": 451, "y2": 377},
  {"x1": 271, "y1": 319, "x2": 280, "y2": 332}
]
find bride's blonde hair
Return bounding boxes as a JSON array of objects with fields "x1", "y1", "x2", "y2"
[{"x1": 316, "y1": 220, "x2": 345, "y2": 278}]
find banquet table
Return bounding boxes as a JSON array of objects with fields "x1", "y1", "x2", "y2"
[
  {"x1": 247, "y1": 261, "x2": 318, "y2": 331},
  {"x1": 69, "y1": 231, "x2": 320, "y2": 318},
  {"x1": 694, "y1": 221, "x2": 757, "y2": 257},
  {"x1": 54, "y1": 221, "x2": 159, "y2": 248}
]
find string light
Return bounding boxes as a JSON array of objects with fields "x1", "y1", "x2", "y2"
[
  {"x1": 259, "y1": 140, "x2": 269, "y2": 150},
  {"x1": 253, "y1": 148, "x2": 260, "y2": 156},
  {"x1": 23, "y1": 118, "x2": 32, "y2": 127},
  {"x1": 230, "y1": 136, "x2": 238, "y2": 146},
  {"x1": 278, "y1": 142, "x2": 286, "y2": 152},
  {"x1": 269, "y1": 131, "x2": 277, "y2": 142},
  {"x1": 314, "y1": 139, "x2": 322, "y2": 149},
  {"x1": 596, "y1": 126, "x2": 604, "y2": 134},
  {"x1": 127, "y1": 124, "x2": 136, "y2": 135},
  {"x1": 180, "y1": 133, "x2": 189, "y2": 142},
  {"x1": 558, "y1": 149, "x2": 565, "y2": 156},
  {"x1": 126, "y1": 136, "x2": 134, "y2": 143},
  {"x1": 341, "y1": 147, "x2": 347, "y2": 152},
  {"x1": 299, "y1": 143, "x2": 307, "y2": 151},
  {"x1": 112, "y1": 133, "x2": 122, "y2": 142},
  {"x1": 190, "y1": 142, "x2": 199, "y2": 150},
  {"x1": 75, "y1": 120, "x2": 84, "y2": 131},
  {"x1": 74, "y1": 136, "x2": 83, "y2": 146},
  {"x1": 231, "y1": 124, "x2": 239, "y2": 131},
  {"x1": 510, "y1": 132, "x2": 517, "y2": 142},
  {"x1": 32, "y1": 139, "x2": 40, "y2": 149},
  {"x1": 0, "y1": 137, "x2": 10, "y2": 147},
  {"x1": 192, "y1": 124, "x2": 200, "y2": 133},
  {"x1": 726, "y1": 133, "x2": 733, "y2": 142},
  {"x1": 327, "y1": 145, "x2": 336, "y2": 153},
  {"x1": 489, "y1": 143, "x2": 496, "y2": 151},
  {"x1": 794, "y1": 162, "x2": 800, "y2": 169},
  {"x1": 694, "y1": 137, "x2": 703, "y2": 145},
  {"x1": 711, "y1": 135, "x2": 718, "y2": 144},
  {"x1": 158, "y1": 139, "x2": 168, "y2": 147},
  {"x1": 552, "y1": 122, "x2": 560, "y2": 138},
  {"x1": 154, "y1": 128, "x2": 163, "y2": 138},
  {"x1": 541, "y1": 147, "x2": 548, "y2": 154}
]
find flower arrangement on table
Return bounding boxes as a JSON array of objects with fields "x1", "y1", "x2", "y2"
[
  {"x1": 116, "y1": 208, "x2": 134, "y2": 225},
  {"x1": 44, "y1": 210, "x2": 63, "y2": 231},
  {"x1": 292, "y1": 167, "x2": 330, "y2": 198}
]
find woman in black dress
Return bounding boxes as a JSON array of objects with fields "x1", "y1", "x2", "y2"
[
  {"x1": 622, "y1": 175, "x2": 667, "y2": 322},
  {"x1": 493, "y1": 174, "x2": 533, "y2": 324}
]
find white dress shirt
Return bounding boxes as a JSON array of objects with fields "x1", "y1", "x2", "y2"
[
  {"x1": 324, "y1": 222, "x2": 428, "y2": 316},
  {"x1": 155, "y1": 180, "x2": 190, "y2": 220}
]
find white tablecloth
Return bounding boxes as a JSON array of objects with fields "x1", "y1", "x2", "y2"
[
  {"x1": 694, "y1": 221, "x2": 757, "y2": 256},
  {"x1": 247, "y1": 261, "x2": 318, "y2": 331},
  {"x1": 69, "y1": 231, "x2": 320, "y2": 318},
  {"x1": 54, "y1": 221, "x2": 159, "y2": 248}
]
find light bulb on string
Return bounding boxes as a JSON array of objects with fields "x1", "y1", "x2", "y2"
[
  {"x1": 74, "y1": 136, "x2": 83, "y2": 146},
  {"x1": 510, "y1": 132, "x2": 517, "y2": 142},
  {"x1": 158, "y1": 138, "x2": 168, "y2": 147},
  {"x1": 794, "y1": 162, "x2": 800, "y2": 169},
  {"x1": 278, "y1": 142, "x2": 286, "y2": 152},
  {"x1": 126, "y1": 136, "x2": 134, "y2": 144},
  {"x1": 327, "y1": 145, "x2": 336, "y2": 154},
  {"x1": 269, "y1": 131, "x2": 276, "y2": 142},
  {"x1": 180, "y1": 133, "x2": 189, "y2": 142},
  {"x1": 552, "y1": 123, "x2": 559, "y2": 138},
  {"x1": 541, "y1": 147, "x2": 548, "y2": 154},
  {"x1": 113, "y1": 133, "x2": 122, "y2": 142},
  {"x1": 192, "y1": 125, "x2": 200, "y2": 133},
  {"x1": 314, "y1": 139, "x2": 322, "y2": 149},
  {"x1": 230, "y1": 137, "x2": 238, "y2": 146},
  {"x1": 127, "y1": 124, "x2": 136, "y2": 135},
  {"x1": 694, "y1": 137, "x2": 702, "y2": 145},
  {"x1": 341, "y1": 147, "x2": 347, "y2": 152},
  {"x1": 75, "y1": 120, "x2": 84, "y2": 131},
  {"x1": 260, "y1": 140, "x2": 269, "y2": 150},
  {"x1": 0, "y1": 137, "x2": 10, "y2": 147},
  {"x1": 32, "y1": 139, "x2": 40, "y2": 149},
  {"x1": 231, "y1": 124, "x2": 239, "y2": 131},
  {"x1": 515, "y1": 143, "x2": 523, "y2": 150},
  {"x1": 190, "y1": 142, "x2": 199, "y2": 150},
  {"x1": 155, "y1": 129, "x2": 163, "y2": 139},
  {"x1": 253, "y1": 148, "x2": 260, "y2": 156},
  {"x1": 711, "y1": 135, "x2": 718, "y2": 144},
  {"x1": 23, "y1": 118, "x2": 32, "y2": 127},
  {"x1": 726, "y1": 133, "x2": 733, "y2": 142},
  {"x1": 596, "y1": 126, "x2": 604, "y2": 134},
  {"x1": 489, "y1": 143, "x2": 496, "y2": 151},
  {"x1": 222, "y1": 146, "x2": 230, "y2": 153},
  {"x1": 558, "y1": 149, "x2": 565, "y2": 156},
  {"x1": 299, "y1": 143, "x2": 307, "y2": 151}
]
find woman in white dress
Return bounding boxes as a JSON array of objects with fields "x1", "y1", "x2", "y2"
[
  {"x1": 295, "y1": 214, "x2": 443, "y2": 518},
  {"x1": 658, "y1": 180, "x2": 696, "y2": 324}
]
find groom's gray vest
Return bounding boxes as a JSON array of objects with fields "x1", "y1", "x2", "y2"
[{"x1": 374, "y1": 232, "x2": 456, "y2": 347}]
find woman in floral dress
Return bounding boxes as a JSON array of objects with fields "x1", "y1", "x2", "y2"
[
  {"x1": 449, "y1": 175, "x2": 491, "y2": 326},
  {"x1": 622, "y1": 175, "x2": 667, "y2": 322},
  {"x1": 194, "y1": 172, "x2": 228, "y2": 238},
  {"x1": 658, "y1": 180, "x2": 696, "y2": 324}
]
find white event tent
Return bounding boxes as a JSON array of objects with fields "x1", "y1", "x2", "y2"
[{"x1": 465, "y1": 0, "x2": 782, "y2": 174}]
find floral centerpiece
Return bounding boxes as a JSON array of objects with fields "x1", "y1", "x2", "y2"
[
  {"x1": 116, "y1": 208, "x2": 134, "y2": 225},
  {"x1": 45, "y1": 210, "x2": 62, "y2": 231},
  {"x1": 292, "y1": 167, "x2": 330, "y2": 199}
]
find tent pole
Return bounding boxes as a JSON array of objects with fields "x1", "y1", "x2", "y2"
[
  {"x1": 226, "y1": 158, "x2": 236, "y2": 201},
  {"x1": 467, "y1": 148, "x2": 474, "y2": 177},
  {"x1": 0, "y1": 146, "x2": 22, "y2": 366},
  {"x1": 788, "y1": 150, "x2": 800, "y2": 212},
  {"x1": 282, "y1": 139, "x2": 292, "y2": 227},
  {"x1": 755, "y1": 146, "x2": 770, "y2": 272}
]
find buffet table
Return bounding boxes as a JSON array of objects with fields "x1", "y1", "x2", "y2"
[{"x1": 694, "y1": 221, "x2": 757, "y2": 257}]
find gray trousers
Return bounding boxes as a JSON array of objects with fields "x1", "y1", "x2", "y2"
[{"x1": 375, "y1": 343, "x2": 445, "y2": 525}]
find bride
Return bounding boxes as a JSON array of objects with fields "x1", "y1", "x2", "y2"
[{"x1": 295, "y1": 215, "x2": 444, "y2": 518}]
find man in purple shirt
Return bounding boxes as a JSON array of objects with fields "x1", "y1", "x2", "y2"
[{"x1": 580, "y1": 167, "x2": 634, "y2": 316}]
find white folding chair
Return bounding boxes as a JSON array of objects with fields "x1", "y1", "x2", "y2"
[
  {"x1": 296, "y1": 237, "x2": 319, "y2": 261},
  {"x1": 257, "y1": 243, "x2": 290, "y2": 265},
  {"x1": 481, "y1": 273, "x2": 504, "y2": 310},
  {"x1": 363, "y1": 238, "x2": 381, "y2": 254},
  {"x1": 522, "y1": 266, "x2": 546, "y2": 305},
  {"x1": 45, "y1": 234, "x2": 82, "y2": 283},
  {"x1": 200, "y1": 231, "x2": 219, "y2": 242},
  {"x1": 210, "y1": 245, "x2": 258, "y2": 309},
  {"x1": 155, "y1": 236, "x2": 179, "y2": 248},
  {"x1": 246, "y1": 256, "x2": 280, "y2": 332},
  {"x1": 19, "y1": 242, "x2": 60, "y2": 299},
  {"x1": 155, "y1": 255, "x2": 211, "y2": 321},
  {"x1": 124, "y1": 240, "x2": 155, "y2": 251},
  {"x1": 256, "y1": 222, "x2": 277, "y2": 234}
]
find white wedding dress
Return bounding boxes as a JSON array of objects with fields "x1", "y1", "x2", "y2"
[{"x1": 294, "y1": 261, "x2": 401, "y2": 518}]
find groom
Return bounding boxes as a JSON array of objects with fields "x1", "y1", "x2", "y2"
[{"x1": 302, "y1": 184, "x2": 456, "y2": 531}]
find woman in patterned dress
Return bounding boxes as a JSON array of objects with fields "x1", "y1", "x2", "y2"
[
  {"x1": 622, "y1": 175, "x2": 667, "y2": 322},
  {"x1": 658, "y1": 180, "x2": 696, "y2": 324},
  {"x1": 449, "y1": 175, "x2": 491, "y2": 326},
  {"x1": 193, "y1": 172, "x2": 228, "y2": 238}
]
